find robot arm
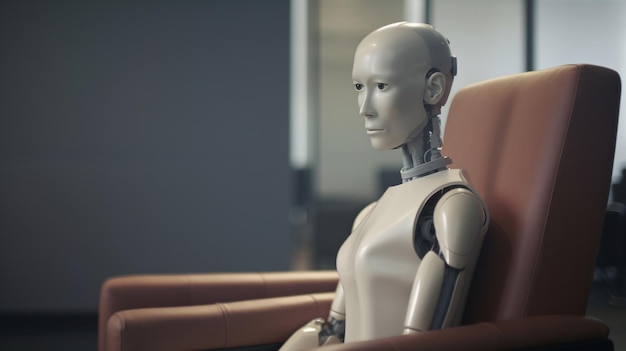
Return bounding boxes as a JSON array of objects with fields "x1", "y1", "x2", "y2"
[
  {"x1": 404, "y1": 188, "x2": 486, "y2": 333},
  {"x1": 328, "y1": 283, "x2": 346, "y2": 322},
  {"x1": 315, "y1": 202, "x2": 375, "y2": 343},
  {"x1": 280, "y1": 202, "x2": 372, "y2": 351},
  {"x1": 320, "y1": 283, "x2": 346, "y2": 343},
  {"x1": 403, "y1": 250, "x2": 445, "y2": 332}
]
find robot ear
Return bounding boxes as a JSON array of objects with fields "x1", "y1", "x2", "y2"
[{"x1": 423, "y1": 71, "x2": 446, "y2": 105}]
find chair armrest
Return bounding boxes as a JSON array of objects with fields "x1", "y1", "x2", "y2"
[
  {"x1": 318, "y1": 315, "x2": 610, "y2": 350},
  {"x1": 105, "y1": 292, "x2": 335, "y2": 351},
  {"x1": 99, "y1": 271, "x2": 337, "y2": 351}
]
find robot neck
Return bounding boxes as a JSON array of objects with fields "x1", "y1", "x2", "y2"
[
  {"x1": 401, "y1": 130, "x2": 427, "y2": 172},
  {"x1": 400, "y1": 115, "x2": 451, "y2": 183}
]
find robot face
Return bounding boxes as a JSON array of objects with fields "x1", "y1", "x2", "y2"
[{"x1": 352, "y1": 30, "x2": 430, "y2": 150}]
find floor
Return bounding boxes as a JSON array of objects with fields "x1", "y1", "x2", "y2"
[{"x1": 0, "y1": 314, "x2": 97, "y2": 351}]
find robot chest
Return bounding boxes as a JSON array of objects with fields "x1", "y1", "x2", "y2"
[
  {"x1": 336, "y1": 170, "x2": 467, "y2": 285},
  {"x1": 337, "y1": 190, "x2": 425, "y2": 282}
]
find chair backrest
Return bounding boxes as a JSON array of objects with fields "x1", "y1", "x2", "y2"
[{"x1": 442, "y1": 64, "x2": 621, "y2": 324}]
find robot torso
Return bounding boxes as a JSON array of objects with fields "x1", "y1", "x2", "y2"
[{"x1": 336, "y1": 168, "x2": 485, "y2": 342}]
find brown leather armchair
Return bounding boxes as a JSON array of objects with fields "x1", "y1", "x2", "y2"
[{"x1": 99, "y1": 64, "x2": 621, "y2": 351}]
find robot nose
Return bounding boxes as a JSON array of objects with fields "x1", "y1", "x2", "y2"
[
  {"x1": 359, "y1": 96, "x2": 376, "y2": 117},
  {"x1": 362, "y1": 111, "x2": 376, "y2": 118}
]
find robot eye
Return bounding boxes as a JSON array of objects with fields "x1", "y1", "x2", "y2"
[
  {"x1": 376, "y1": 83, "x2": 388, "y2": 90},
  {"x1": 354, "y1": 83, "x2": 363, "y2": 91}
]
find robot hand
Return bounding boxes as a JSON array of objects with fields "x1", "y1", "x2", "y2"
[
  {"x1": 279, "y1": 317, "x2": 343, "y2": 351},
  {"x1": 319, "y1": 316, "x2": 345, "y2": 344}
]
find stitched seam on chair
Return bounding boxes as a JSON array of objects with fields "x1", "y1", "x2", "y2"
[
  {"x1": 522, "y1": 65, "x2": 581, "y2": 317},
  {"x1": 259, "y1": 272, "x2": 269, "y2": 298},
  {"x1": 484, "y1": 322, "x2": 505, "y2": 348},
  {"x1": 381, "y1": 337, "x2": 398, "y2": 351},
  {"x1": 186, "y1": 274, "x2": 193, "y2": 305},
  {"x1": 310, "y1": 294, "x2": 322, "y2": 316},
  {"x1": 216, "y1": 303, "x2": 230, "y2": 347}
]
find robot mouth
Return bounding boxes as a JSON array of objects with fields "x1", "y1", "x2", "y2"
[{"x1": 366, "y1": 128, "x2": 385, "y2": 135}]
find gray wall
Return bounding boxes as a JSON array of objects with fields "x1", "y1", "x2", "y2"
[{"x1": 0, "y1": 0, "x2": 292, "y2": 312}]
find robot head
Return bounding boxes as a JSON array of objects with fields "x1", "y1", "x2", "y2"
[{"x1": 352, "y1": 22, "x2": 456, "y2": 150}]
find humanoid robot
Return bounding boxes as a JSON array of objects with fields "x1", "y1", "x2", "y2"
[{"x1": 280, "y1": 22, "x2": 488, "y2": 350}]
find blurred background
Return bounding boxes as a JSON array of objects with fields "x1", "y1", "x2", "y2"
[{"x1": 0, "y1": 0, "x2": 624, "y2": 350}]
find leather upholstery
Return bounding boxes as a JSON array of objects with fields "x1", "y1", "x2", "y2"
[
  {"x1": 106, "y1": 296, "x2": 609, "y2": 351},
  {"x1": 320, "y1": 315, "x2": 610, "y2": 351},
  {"x1": 106, "y1": 293, "x2": 334, "y2": 351},
  {"x1": 443, "y1": 64, "x2": 621, "y2": 323},
  {"x1": 98, "y1": 64, "x2": 621, "y2": 351},
  {"x1": 99, "y1": 271, "x2": 338, "y2": 351}
]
